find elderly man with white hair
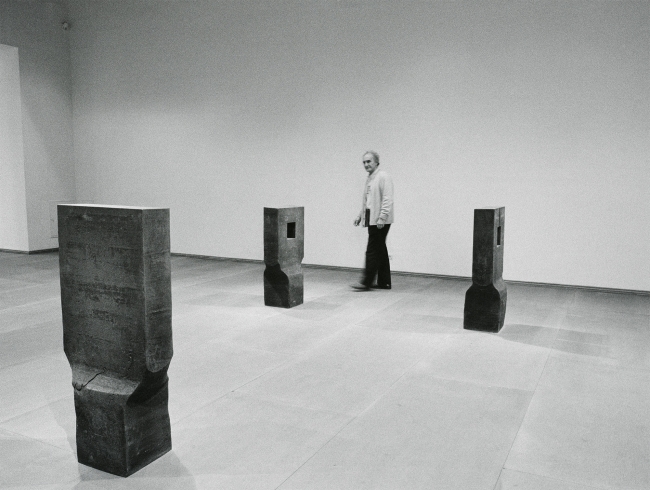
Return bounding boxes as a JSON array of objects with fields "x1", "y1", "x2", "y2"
[{"x1": 352, "y1": 150, "x2": 394, "y2": 291}]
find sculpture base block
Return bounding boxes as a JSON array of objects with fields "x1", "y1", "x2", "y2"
[
  {"x1": 264, "y1": 265, "x2": 303, "y2": 308},
  {"x1": 74, "y1": 378, "x2": 171, "y2": 477},
  {"x1": 463, "y1": 281, "x2": 507, "y2": 333}
]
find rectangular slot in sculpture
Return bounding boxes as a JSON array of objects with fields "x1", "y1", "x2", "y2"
[
  {"x1": 264, "y1": 207, "x2": 304, "y2": 308},
  {"x1": 58, "y1": 204, "x2": 173, "y2": 477},
  {"x1": 464, "y1": 207, "x2": 507, "y2": 333}
]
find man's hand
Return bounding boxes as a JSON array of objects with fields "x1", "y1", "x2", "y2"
[
  {"x1": 354, "y1": 216, "x2": 361, "y2": 226},
  {"x1": 377, "y1": 219, "x2": 385, "y2": 229}
]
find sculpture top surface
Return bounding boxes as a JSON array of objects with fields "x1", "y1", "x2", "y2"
[
  {"x1": 264, "y1": 205, "x2": 303, "y2": 211},
  {"x1": 58, "y1": 204, "x2": 168, "y2": 210}
]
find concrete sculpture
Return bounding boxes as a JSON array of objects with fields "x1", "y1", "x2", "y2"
[
  {"x1": 264, "y1": 206, "x2": 304, "y2": 308},
  {"x1": 58, "y1": 204, "x2": 173, "y2": 476},
  {"x1": 464, "y1": 207, "x2": 507, "y2": 332}
]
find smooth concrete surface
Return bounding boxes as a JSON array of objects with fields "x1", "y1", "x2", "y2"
[{"x1": 0, "y1": 251, "x2": 649, "y2": 489}]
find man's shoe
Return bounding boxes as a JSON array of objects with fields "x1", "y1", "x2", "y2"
[
  {"x1": 371, "y1": 284, "x2": 391, "y2": 290},
  {"x1": 350, "y1": 283, "x2": 371, "y2": 291}
]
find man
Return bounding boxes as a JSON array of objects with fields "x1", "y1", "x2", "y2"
[{"x1": 352, "y1": 150, "x2": 394, "y2": 290}]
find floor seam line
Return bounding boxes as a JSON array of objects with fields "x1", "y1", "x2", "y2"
[
  {"x1": 490, "y1": 314, "x2": 563, "y2": 490},
  {"x1": 172, "y1": 357, "x2": 300, "y2": 425},
  {"x1": 0, "y1": 425, "x2": 75, "y2": 455},
  {"x1": 271, "y1": 360, "x2": 419, "y2": 490}
]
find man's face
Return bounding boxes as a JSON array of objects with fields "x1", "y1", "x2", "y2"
[{"x1": 363, "y1": 154, "x2": 379, "y2": 174}]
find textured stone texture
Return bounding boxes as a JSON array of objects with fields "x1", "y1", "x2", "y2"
[
  {"x1": 464, "y1": 207, "x2": 507, "y2": 333},
  {"x1": 264, "y1": 207, "x2": 304, "y2": 308},
  {"x1": 58, "y1": 204, "x2": 172, "y2": 477}
]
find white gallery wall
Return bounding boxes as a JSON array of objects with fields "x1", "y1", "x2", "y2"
[
  {"x1": 52, "y1": 1, "x2": 650, "y2": 290},
  {"x1": 0, "y1": 44, "x2": 29, "y2": 251},
  {"x1": 0, "y1": 0, "x2": 76, "y2": 252}
]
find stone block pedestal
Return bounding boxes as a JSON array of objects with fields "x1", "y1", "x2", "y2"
[
  {"x1": 464, "y1": 207, "x2": 507, "y2": 333},
  {"x1": 264, "y1": 206, "x2": 304, "y2": 308},
  {"x1": 58, "y1": 204, "x2": 173, "y2": 476}
]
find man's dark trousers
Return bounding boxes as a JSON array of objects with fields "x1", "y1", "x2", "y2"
[{"x1": 362, "y1": 224, "x2": 391, "y2": 287}]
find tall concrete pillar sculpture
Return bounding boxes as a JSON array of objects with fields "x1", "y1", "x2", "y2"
[
  {"x1": 58, "y1": 204, "x2": 173, "y2": 477},
  {"x1": 464, "y1": 207, "x2": 507, "y2": 332},
  {"x1": 264, "y1": 206, "x2": 304, "y2": 308}
]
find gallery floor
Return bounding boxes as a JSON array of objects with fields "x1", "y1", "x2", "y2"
[{"x1": 0, "y1": 251, "x2": 648, "y2": 490}]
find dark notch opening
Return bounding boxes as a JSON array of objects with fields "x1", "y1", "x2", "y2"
[
  {"x1": 287, "y1": 222, "x2": 296, "y2": 239},
  {"x1": 497, "y1": 226, "x2": 501, "y2": 246}
]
